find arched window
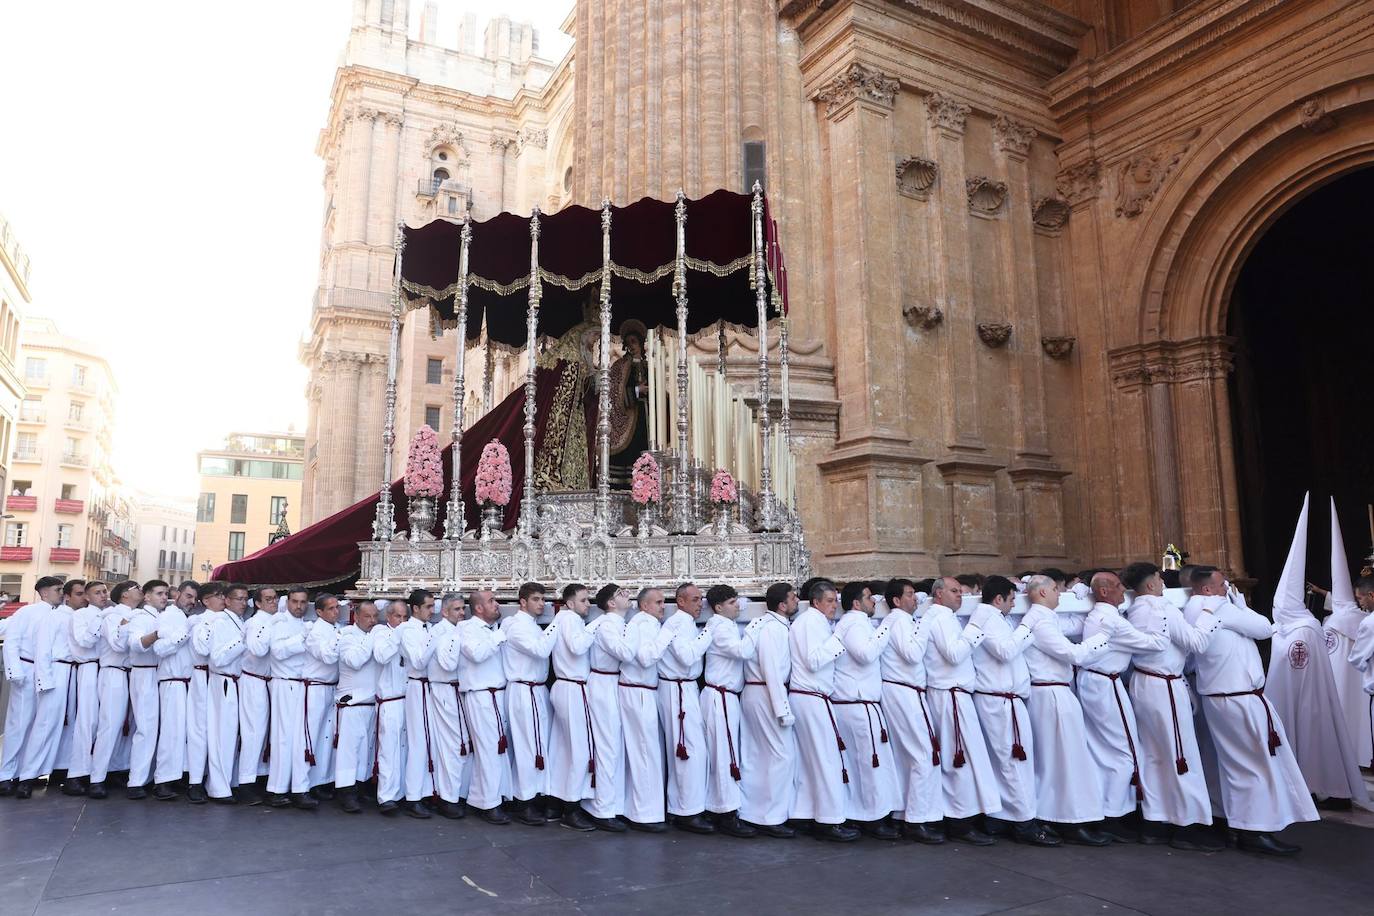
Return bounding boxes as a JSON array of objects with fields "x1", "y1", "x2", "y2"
[{"x1": 431, "y1": 167, "x2": 451, "y2": 194}]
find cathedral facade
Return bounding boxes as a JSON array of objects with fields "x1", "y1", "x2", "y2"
[{"x1": 303, "y1": 0, "x2": 1373, "y2": 590}]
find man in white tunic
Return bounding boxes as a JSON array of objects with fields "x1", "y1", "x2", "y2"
[
  {"x1": 86, "y1": 580, "x2": 139, "y2": 799},
  {"x1": 546, "y1": 583, "x2": 598, "y2": 831},
  {"x1": 0, "y1": 577, "x2": 63, "y2": 796},
  {"x1": 124, "y1": 580, "x2": 170, "y2": 798},
  {"x1": 303, "y1": 593, "x2": 342, "y2": 799},
  {"x1": 1325, "y1": 511, "x2": 1373, "y2": 768},
  {"x1": 788, "y1": 581, "x2": 858, "y2": 842},
  {"x1": 334, "y1": 599, "x2": 380, "y2": 814},
  {"x1": 620, "y1": 586, "x2": 675, "y2": 831},
  {"x1": 699, "y1": 584, "x2": 759, "y2": 837},
  {"x1": 969, "y1": 577, "x2": 1056, "y2": 846},
  {"x1": 1187, "y1": 565, "x2": 1319, "y2": 854},
  {"x1": 18, "y1": 580, "x2": 84, "y2": 794},
  {"x1": 659, "y1": 581, "x2": 714, "y2": 833},
  {"x1": 426, "y1": 594, "x2": 468, "y2": 819},
  {"x1": 185, "y1": 583, "x2": 213, "y2": 804},
  {"x1": 459, "y1": 589, "x2": 512, "y2": 824},
  {"x1": 398, "y1": 588, "x2": 437, "y2": 818},
  {"x1": 502, "y1": 582, "x2": 557, "y2": 825},
  {"x1": 265, "y1": 587, "x2": 317, "y2": 809},
  {"x1": 831, "y1": 581, "x2": 899, "y2": 838},
  {"x1": 237, "y1": 586, "x2": 279, "y2": 802},
  {"x1": 151, "y1": 581, "x2": 198, "y2": 800},
  {"x1": 582, "y1": 584, "x2": 634, "y2": 831},
  {"x1": 879, "y1": 578, "x2": 944, "y2": 843},
  {"x1": 1076, "y1": 570, "x2": 1167, "y2": 841},
  {"x1": 204, "y1": 583, "x2": 246, "y2": 803},
  {"x1": 1265, "y1": 497, "x2": 1368, "y2": 809},
  {"x1": 372, "y1": 600, "x2": 411, "y2": 814},
  {"x1": 61, "y1": 579, "x2": 107, "y2": 795},
  {"x1": 739, "y1": 582, "x2": 797, "y2": 837},
  {"x1": 923, "y1": 576, "x2": 1002, "y2": 844}
]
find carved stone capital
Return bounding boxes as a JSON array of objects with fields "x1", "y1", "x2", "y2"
[
  {"x1": 1056, "y1": 160, "x2": 1101, "y2": 207},
  {"x1": 1298, "y1": 97, "x2": 1335, "y2": 133},
  {"x1": 430, "y1": 125, "x2": 468, "y2": 153},
  {"x1": 1031, "y1": 196, "x2": 1071, "y2": 231},
  {"x1": 903, "y1": 303, "x2": 944, "y2": 330},
  {"x1": 925, "y1": 92, "x2": 971, "y2": 134},
  {"x1": 1115, "y1": 127, "x2": 1200, "y2": 219},
  {"x1": 490, "y1": 133, "x2": 515, "y2": 151},
  {"x1": 993, "y1": 115, "x2": 1037, "y2": 158},
  {"x1": 812, "y1": 63, "x2": 900, "y2": 116},
  {"x1": 966, "y1": 177, "x2": 1007, "y2": 216},
  {"x1": 977, "y1": 322, "x2": 1013, "y2": 348},
  {"x1": 1041, "y1": 336, "x2": 1076, "y2": 360},
  {"x1": 516, "y1": 127, "x2": 548, "y2": 153},
  {"x1": 1109, "y1": 337, "x2": 1234, "y2": 389},
  {"x1": 895, "y1": 156, "x2": 938, "y2": 199}
]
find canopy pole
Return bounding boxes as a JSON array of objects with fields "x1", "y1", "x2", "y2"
[
  {"x1": 519, "y1": 208, "x2": 541, "y2": 538},
  {"x1": 752, "y1": 182, "x2": 776, "y2": 531},
  {"x1": 444, "y1": 213, "x2": 472, "y2": 542},
  {"x1": 594, "y1": 199, "x2": 613, "y2": 537},
  {"x1": 672, "y1": 191, "x2": 692, "y2": 533},
  {"x1": 373, "y1": 221, "x2": 405, "y2": 545},
  {"x1": 482, "y1": 330, "x2": 494, "y2": 414}
]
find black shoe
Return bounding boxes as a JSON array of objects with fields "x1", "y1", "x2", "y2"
[
  {"x1": 715, "y1": 812, "x2": 757, "y2": 838},
  {"x1": 186, "y1": 784, "x2": 207, "y2": 805},
  {"x1": 859, "y1": 819, "x2": 901, "y2": 841},
  {"x1": 1236, "y1": 831, "x2": 1300, "y2": 856},
  {"x1": 438, "y1": 799, "x2": 466, "y2": 820},
  {"x1": 476, "y1": 805, "x2": 511, "y2": 825},
  {"x1": 290, "y1": 792, "x2": 319, "y2": 810},
  {"x1": 0, "y1": 779, "x2": 14, "y2": 797},
  {"x1": 1056, "y1": 824, "x2": 1112, "y2": 847},
  {"x1": 14, "y1": 780, "x2": 34, "y2": 800},
  {"x1": 673, "y1": 813, "x2": 717, "y2": 835},
  {"x1": 1013, "y1": 822, "x2": 1063, "y2": 847},
  {"x1": 62, "y1": 776, "x2": 88, "y2": 797},
  {"x1": 1138, "y1": 819, "x2": 1170, "y2": 845},
  {"x1": 516, "y1": 801, "x2": 546, "y2": 826},
  {"x1": 903, "y1": 822, "x2": 946, "y2": 844},
  {"x1": 560, "y1": 806, "x2": 597, "y2": 832},
  {"x1": 153, "y1": 782, "x2": 179, "y2": 801},
  {"x1": 1315, "y1": 795, "x2": 1352, "y2": 811},
  {"x1": 812, "y1": 823, "x2": 860, "y2": 843},
  {"x1": 338, "y1": 789, "x2": 362, "y2": 814},
  {"x1": 543, "y1": 797, "x2": 566, "y2": 821},
  {"x1": 746, "y1": 821, "x2": 796, "y2": 838},
  {"x1": 626, "y1": 819, "x2": 668, "y2": 833},
  {"x1": 86, "y1": 782, "x2": 108, "y2": 800},
  {"x1": 401, "y1": 800, "x2": 430, "y2": 819},
  {"x1": 239, "y1": 786, "x2": 263, "y2": 806},
  {"x1": 50, "y1": 769, "x2": 67, "y2": 789},
  {"x1": 1168, "y1": 825, "x2": 1224, "y2": 852},
  {"x1": 378, "y1": 800, "x2": 400, "y2": 816},
  {"x1": 592, "y1": 814, "x2": 629, "y2": 832},
  {"x1": 211, "y1": 793, "x2": 238, "y2": 805},
  {"x1": 126, "y1": 785, "x2": 148, "y2": 800},
  {"x1": 982, "y1": 816, "x2": 1013, "y2": 838},
  {"x1": 947, "y1": 825, "x2": 996, "y2": 846},
  {"x1": 265, "y1": 792, "x2": 291, "y2": 808},
  {"x1": 1099, "y1": 816, "x2": 1137, "y2": 843},
  {"x1": 359, "y1": 782, "x2": 378, "y2": 803}
]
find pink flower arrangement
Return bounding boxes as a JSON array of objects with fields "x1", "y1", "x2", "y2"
[
  {"x1": 631, "y1": 452, "x2": 661, "y2": 505},
  {"x1": 403, "y1": 425, "x2": 444, "y2": 498},
  {"x1": 709, "y1": 469, "x2": 738, "y2": 506},
  {"x1": 475, "y1": 440, "x2": 513, "y2": 506}
]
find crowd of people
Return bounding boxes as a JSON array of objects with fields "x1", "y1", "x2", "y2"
[{"x1": 1, "y1": 563, "x2": 1371, "y2": 856}]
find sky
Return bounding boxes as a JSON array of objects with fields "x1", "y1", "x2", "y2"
[{"x1": 0, "y1": 0, "x2": 572, "y2": 501}]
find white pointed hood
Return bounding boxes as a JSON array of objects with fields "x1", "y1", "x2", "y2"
[
  {"x1": 1326, "y1": 498, "x2": 1365, "y2": 640},
  {"x1": 1272, "y1": 492, "x2": 1315, "y2": 633}
]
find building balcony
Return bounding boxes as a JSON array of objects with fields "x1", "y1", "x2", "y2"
[
  {"x1": 49, "y1": 547, "x2": 80, "y2": 564},
  {"x1": 23, "y1": 374, "x2": 48, "y2": 390},
  {"x1": 69, "y1": 379, "x2": 94, "y2": 396},
  {"x1": 0, "y1": 546, "x2": 33, "y2": 562},
  {"x1": 64, "y1": 416, "x2": 90, "y2": 432},
  {"x1": 54, "y1": 498, "x2": 84, "y2": 515},
  {"x1": 5, "y1": 495, "x2": 37, "y2": 512},
  {"x1": 18, "y1": 409, "x2": 45, "y2": 424},
  {"x1": 12, "y1": 448, "x2": 42, "y2": 464},
  {"x1": 60, "y1": 452, "x2": 89, "y2": 468}
]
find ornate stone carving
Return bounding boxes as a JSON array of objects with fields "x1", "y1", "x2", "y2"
[
  {"x1": 695, "y1": 546, "x2": 754, "y2": 574},
  {"x1": 516, "y1": 128, "x2": 549, "y2": 152},
  {"x1": 895, "y1": 156, "x2": 938, "y2": 199},
  {"x1": 490, "y1": 133, "x2": 515, "y2": 151},
  {"x1": 812, "y1": 63, "x2": 900, "y2": 115},
  {"x1": 1114, "y1": 127, "x2": 1201, "y2": 218},
  {"x1": 1031, "y1": 196, "x2": 1071, "y2": 230},
  {"x1": 1056, "y1": 160, "x2": 1101, "y2": 207},
  {"x1": 925, "y1": 92, "x2": 971, "y2": 134},
  {"x1": 966, "y1": 177, "x2": 1007, "y2": 215},
  {"x1": 993, "y1": 115, "x2": 1037, "y2": 157},
  {"x1": 903, "y1": 303, "x2": 944, "y2": 331},
  {"x1": 1041, "y1": 336, "x2": 1076, "y2": 359},
  {"x1": 977, "y1": 322, "x2": 1013, "y2": 348},
  {"x1": 1298, "y1": 97, "x2": 1335, "y2": 133},
  {"x1": 429, "y1": 125, "x2": 468, "y2": 153},
  {"x1": 614, "y1": 547, "x2": 673, "y2": 577}
]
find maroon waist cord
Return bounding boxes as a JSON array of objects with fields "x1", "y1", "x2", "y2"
[
  {"x1": 514, "y1": 681, "x2": 544, "y2": 769},
  {"x1": 1135, "y1": 668, "x2": 1189, "y2": 774},
  {"x1": 557, "y1": 677, "x2": 598, "y2": 788},
  {"x1": 243, "y1": 671, "x2": 273, "y2": 763},
  {"x1": 333, "y1": 697, "x2": 376, "y2": 750},
  {"x1": 944, "y1": 686, "x2": 974, "y2": 768},
  {"x1": 56, "y1": 659, "x2": 80, "y2": 727},
  {"x1": 488, "y1": 687, "x2": 508, "y2": 755},
  {"x1": 706, "y1": 683, "x2": 742, "y2": 780},
  {"x1": 1204, "y1": 686, "x2": 1281, "y2": 756},
  {"x1": 1084, "y1": 669, "x2": 1143, "y2": 800},
  {"x1": 789, "y1": 689, "x2": 849, "y2": 784},
  {"x1": 882, "y1": 679, "x2": 941, "y2": 766},
  {"x1": 372, "y1": 694, "x2": 405, "y2": 778},
  {"x1": 974, "y1": 690, "x2": 1028, "y2": 761},
  {"x1": 663, "y1": 677, "x2": 695, "y2": 760},
  {"x1": 832, "y1": 697, "x2": 888, "y2": 768}
]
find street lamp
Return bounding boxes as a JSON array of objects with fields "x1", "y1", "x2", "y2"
[{"x1": 201, "y1": 559, "x2": 215, "y2": 581}]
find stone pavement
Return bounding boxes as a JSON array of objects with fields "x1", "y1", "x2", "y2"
[{"x1": 1, "y1": 787, "x2": 1371, "y2": 916}]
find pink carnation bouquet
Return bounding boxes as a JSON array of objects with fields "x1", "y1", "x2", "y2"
[
  {"x1": 403, "y1": 425, "x2": 444, "y2": 498},
  {"x1": 709, "y1": 469, "x2": 738, "y2": 506},
  {"x1": 475, "y1": 440, "x2": 513, "y2": 506},
  {"x1": 630, "y1": 452, "x2": 661, "y2": 506}
]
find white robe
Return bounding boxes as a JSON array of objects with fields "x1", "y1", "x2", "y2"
[
  {"x1": 124, "y1": 606, "x2": 163, "y2": 787},
  {"x1": 186, "y1": 613, "x2": 212, "y2": 786},
  {"x1": 787, "y1": 607, "x2": 850, "y2": 824},
  {"x1": 585, "y1": 611, "x2": 633, "y2": 819},
  {"x1": 238, "y1": 609, "x2": 278, "y2": 781},
  {"x1": 700, "y1": 614, "x2": 756, "y2": 815},
  {"x1": 546, "y1": 609, "x2": 596, "y2": 804},
  {"x1": 63, "y1": 604, "x2": 104, "y2": 778},
  {"x1": 502, "y1": 612, "x2": 557, "y2": 802},
  {"x1": 399, "y1": 617, "x2": 437, "y2": 802},
  {"x1": 89, "y1": 607, "x2": 132, "y2": 783},
  {"x1": 267, "y1": 613, "x2": 311, "y2": 794},
  {"x1": 619, "y1": 612, "x2": 672, "y2": 823},
  {"x1": 206, "y1": 610, "x2": 247, "y2": 799},
  {"x1": 1, "y1": 602, "x2": 49, "y2": 781},
  {"x1": 303, "y1": 618, "x2": 340, "y2": 789},
  {"x1": 739, "y1": 612, "x2": 795, "y2": 826},
  {"x1": 1327, "y1": 611, "x2": 1373, "y2": 767},
  {"x1": 429, "y1": 619, "x2": 469, "y2": 803},
  {"x1": 922, "y1": 605, "x2": 1002, "y2": 819},
  {"x1": 969, "y1": 605, "x2": 1036, "y2": 822},
  {"x1": 458, "y1": 617, "x2": 511, "y2": 811},
  {"x1": 153, "y1": 606, "x2": 195, "y2": 785},
  {"x1": 372, "y1": 622, "x2": 410, "y2": 805},
  {"x1": 831, "y1": 610, "x2": 897, "y2": 822},
  {"x1": 879, "y1": 609, "x2": 942, "y2": 825},
  {"x1": 334, "y1": 625, "x2": 379, "y2": 792},
  {"x1": 20, "y1": 605, "x2": 73, "y2": 780},
  {"x1": 658, "y1": 609, "x2": 711, "y2": 817}
]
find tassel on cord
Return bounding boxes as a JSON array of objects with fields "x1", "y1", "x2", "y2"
[
  {"x1": 880, "y1": 725, "x2": 889, "y2": 744},
  {"x1": 953, "y1": 750, "x2": 966, "y2": 769},
  {"x1": 842, "y1": 766, "x2": 850, "y2": 785},
  {"x1": 871, "y1": 753, "x2": 880, "y2": 769},
  {"x1": 535, "y1": 754, "x2": 545, "y2": 771},
  {"x1": 1011, "y1": 743, "x2": 1026, "y2": 762},
  {"x1": 589, "y1": 759, "x2": 597, "y2": 789},
  {"x1": 1176, "y1": 757, "x2": 1188, "y2": 775},
  {"x1": 498, "y1": 734, "x2": 507, "y2": 755},
  {"x1": 730, "y1": 763, "x2": 741, "y2": 781}
]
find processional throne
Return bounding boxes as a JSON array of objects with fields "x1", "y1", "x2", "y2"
[{"x1": 354, "y1": 185, "x2": 809, "y2": 598}]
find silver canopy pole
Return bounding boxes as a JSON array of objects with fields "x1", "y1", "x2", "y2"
[
  {"x1": 595, "y1": 199, "x2": 612, "y2": 537},
  {"x1": 518, "y1": 208, "x2": 541, "y2": 537},
  {"x1": 373, "y1": 222, "x2": 405, "y2": 544},
  {"x1": 672, "y1": 191, "x2": 692, "y2": 533},
  {"x1": 752, "y1": 182, "x2": 775, "y2": 531},
  {"x1": 444, "y1": 214, "x2": 472, "y2": 540}
]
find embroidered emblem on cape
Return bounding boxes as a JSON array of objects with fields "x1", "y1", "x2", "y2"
[
  {"x1": 1288, "y1": 640, "x2": 1309, "y2": 669},
  {"x1": 1325, "y1": 629, "x2": 1339, "y2": 654}
]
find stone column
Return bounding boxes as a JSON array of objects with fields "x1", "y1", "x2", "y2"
[
  {"x1": 492, "y1": 136, "x2": 514, "y2": 213},
  {"x1": 354, "y1": 355, "x2": 387, "y2": 505},
  {"x1": 368, "y1": 113, "x2": 402, "y2": 248},
  {"x1": 346, "y1": 111, "x2": 375, "y2": 244}
]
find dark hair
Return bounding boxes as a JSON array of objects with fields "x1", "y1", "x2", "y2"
[
  {"x1": 764, "y1": 582, "x2": 794, "y2": 612},
  {"x1": 227, "y1": 583, "x2": 248, "y2": 598},
  {"x1": 914, "y1": 577, "x2": 935, "y2": 595},
  {"x1": 1040, "y1": 568, "x2": 1068, "y2": 586},
  {"x1": 199, "y1": 581, "x2": 226, "y2": 599},
  {"x1": 1018, "y1": 570, "x2": 1037, "y2": 580},
  {"x1": 110, "y1": 580, "x2": 140, "y2": 603},
  {"x1": 561, "y1": 583, "x2": 588, "y2": 603},
  {"x1": 177, "y1": 580, "x2": 201, "y2": 595},
  {"x1": 85, "y1": 579, "x2": 107, "y2": 593},
  {"x1": 808, "y1": 579, "x2": 836, "y2": 604},
  {"x1": 141, "y1": 579, "x2": 169, "y2": 594},
  {"x1": 981, "y1": 575, "x2": 1016, "y2": 605},
  {"x1": 799, "y1": 578, "x2": 829, "y2": 602},
  {"x1": 705, "y1": 584, "x2": 738, "y2": 610},
  {"x1": 517, "y1": 582, "x2": 545, "y2": 602},
  {"x1": 1356, "y1": 576, "x2": 1374, "y2": 595},
  {"x1": 406, "y1": 588, "x2": 432, "y2": 609},
  {"x1": 62, "y1": 578, "x2": 86, "y2": 596},
  {"x1": 1120, "y1": 562, "x2": 1160, "y2": 592},
  {"x1": 839, "y1": 582, "x2": 868, "y2": 611},
  {"x1": 315, "y1": 592, "x2": 339, "y2": 608},
  {"x1": 1188, "y1": 565, "x2": 1220, "y2": 589},
  {"x1": 594, "y1": 583, "x2": 620, "y2": 611},
  {"x1": 884, "y1": 578, "x2": 915, "y2": 607},
  {"x1": 286, "y1": 585, "x2": 309, "y2": 600},
  {"x1": 954, "y1": 573, "x2": 984, "y2": 590},
  {"x1": 252, "y1": 586, "x2": 276, "y2": 605},
  {"x1": 35, "y1": 575, "x2": 64, "y2": 591}
]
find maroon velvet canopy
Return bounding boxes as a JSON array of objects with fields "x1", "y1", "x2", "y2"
[{"x1": 401, "y1": 189, "x2": 788, "y2": 347}]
